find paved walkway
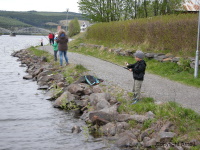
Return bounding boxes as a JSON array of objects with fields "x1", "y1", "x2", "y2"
[{"x1": 39, "y1": 46, "x2": 200, "y2": 113}]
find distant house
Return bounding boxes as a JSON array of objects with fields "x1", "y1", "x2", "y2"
[
  {"x1": 80, "y1": 22, "x2": 88, "y2": 32},
  {"x1": 183, "y1": 0, "x2": 200, "y2": 12}
]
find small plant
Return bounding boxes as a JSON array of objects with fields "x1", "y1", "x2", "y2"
[
  {"x1": 142, "y1": 119, "x2": 156, "y2": 130},
  {"x1": 128, "y1": 120, "x2": 137, "y2": 128},
  {"x1": 177, "y1": 58, "x2": 191, "y2": 72},
  {"x1": 82, "y1": 125, "x2": 90, "y2": 141}
]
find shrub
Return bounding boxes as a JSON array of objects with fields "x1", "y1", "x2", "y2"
[
  {"x1": 86, "y1": 14, "x2": 198, "y2": 56},
  {"x1": 68, "y1": 18, "x2": 80, "y2": 37}
]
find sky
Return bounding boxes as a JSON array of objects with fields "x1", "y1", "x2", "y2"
[{"x1": 0, "y1": 0, "x2": 80, "y2": 13}]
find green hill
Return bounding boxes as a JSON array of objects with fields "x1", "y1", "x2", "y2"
[{"x1": 0, "y1": 10, "x2": 85, "y2": 31}]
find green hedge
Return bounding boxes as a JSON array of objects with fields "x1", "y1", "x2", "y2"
[{"x1": 86, "y1": 14, "x2": 198, "y2": 56}]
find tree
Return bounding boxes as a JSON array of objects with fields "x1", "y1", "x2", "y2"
[
  {"x1": 78, "y1": 0, "x2": 184, "y2": 22},
  {"x1": 68, "y1": 18, "x2": 80, "y2": 37}
]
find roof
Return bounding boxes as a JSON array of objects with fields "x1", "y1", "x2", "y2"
[{"x1": 183, "y1": 0, "x2": 200, "y2": 11}]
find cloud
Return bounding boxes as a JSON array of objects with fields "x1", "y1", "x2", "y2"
[{"x1": 0, "y1": 0, "x2": 79, "y2": 13}]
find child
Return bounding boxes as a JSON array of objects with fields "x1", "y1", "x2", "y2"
[
  {"x1": 51, "y1": 37, "x2": 58, "y2": 61},
  {"x1": 126, "y1": 50, "x2": 146, "y2": 104}
]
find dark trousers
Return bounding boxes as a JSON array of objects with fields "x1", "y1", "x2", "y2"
[
  {"x1": 54, "y1": 51, "x2": 58, "y2": 61},
  {"x1": 49, "y1": 38, "x2": 54, "y2": 44}
]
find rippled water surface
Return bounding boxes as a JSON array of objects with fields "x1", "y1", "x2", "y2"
[{"x1": 0, "y1": 35, "x2": 108, "y2": 150}]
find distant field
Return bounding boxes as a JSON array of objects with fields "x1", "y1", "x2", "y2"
[
  {"x1": 0, "y1": 16, "x2": 31, "y2": 28},
  {"x1": 0, "y1": 11, "x2": 85, "y2": 30}
]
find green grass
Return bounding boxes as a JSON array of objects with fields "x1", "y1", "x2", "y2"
[
  {"x1": 28, "y1": 46, "x2": 54, "y2": 62},
  {"x1": 117, "y1": 96, "x2": 200, "y2": 141},
  {"x1": 62, "y1": 64, "x2": 88, "y2": 84},
  {"x1": 69, "y1": 38, "x2": 200, "y2": 88}
]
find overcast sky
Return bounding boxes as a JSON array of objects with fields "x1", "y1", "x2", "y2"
[{"x1": 0, "y1": 0, "x2": 80, "y2": 13}]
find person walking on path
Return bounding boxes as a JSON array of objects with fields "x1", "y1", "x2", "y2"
[
  {"x1": 56, "y1": 29, "x2": 69, "y2": 66},
  {"x1": 48, "y1": 33, "x2": 54, "y2": 45},
  {"x1": 51, "y1": 37, "x2": 58, "y2": 61},
  {"x1": 126, "y1": 50, "x2": 146, "y2": 104}
]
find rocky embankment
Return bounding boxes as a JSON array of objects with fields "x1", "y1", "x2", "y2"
[
  {"x1": 12, "y1": 49, "x2": 199, "y2": 150},
  {"x1": 79, "y1": 43, "x2": 200, "y2": 69}
]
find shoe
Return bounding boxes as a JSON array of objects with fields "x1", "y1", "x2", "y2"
[
  {"x1": 66, "y1": 63, "x2": 70, "y2": 66},
  {"x1": 132, "y1": 98, "x2": 139, "y2": 104}
]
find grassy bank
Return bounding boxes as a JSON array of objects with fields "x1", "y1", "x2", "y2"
[
  {"x1": 68, "y1": 33, "x2": 200, "y2": 88},
  {"x1": 86, "y1": 14, "x2": 198, "y2": 57}
]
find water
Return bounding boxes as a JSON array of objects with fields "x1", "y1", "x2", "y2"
[{"x1": 0, "y1": 35, "x2": 108, "y2": 150}]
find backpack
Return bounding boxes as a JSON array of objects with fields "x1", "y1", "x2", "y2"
[
  {"x1": 84, "y1": 75, "x2": 100, "y2": 86},
  {"x1": 75, "y1": 75, "x2": 103, "y2": 86}
]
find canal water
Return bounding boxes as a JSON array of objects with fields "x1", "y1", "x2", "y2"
[{"x1": 0, "y1": 35, "x2": 109, "y2": 150}]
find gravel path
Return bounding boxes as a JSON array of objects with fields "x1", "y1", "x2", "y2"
[{"x1": 39, "y1": 46, "x2": 200, "y2": 113}]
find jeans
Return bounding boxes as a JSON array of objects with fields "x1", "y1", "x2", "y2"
[
  {"x1": 54, "y1": 51, "x2": 58, "y2": 61},
  {"x1": 59, "y1": 51, "x2": 68, "y2": 66}
]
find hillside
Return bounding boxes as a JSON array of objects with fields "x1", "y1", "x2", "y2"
[{"x1": 0, "y1": 10, "x2": 85, "y2": 31}]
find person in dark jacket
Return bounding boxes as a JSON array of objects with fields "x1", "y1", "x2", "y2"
[
  {"x1": 56, "y1": 29, "x2": 69, "y2": 66},
  {"x1": 126, "y1": 50, "x2": 146, "y2": 104}
]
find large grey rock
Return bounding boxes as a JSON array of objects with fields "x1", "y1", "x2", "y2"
[
  {"x1": 89, "y1": 93, "x2": 111, "y2": 107},
  {"x1": 143, "y1": 137, "x2": 156, "y2": 147},
  {"x1": 67, "y1": 84, "x2": 84, "y2": 95},
  {"x1": 115, "y1": 131, "x2": 138, "y2": 148},
  {"x1": 158, "y1": 132, "x2": 176, "y2": 143},
  {"x1": 100, "y1": 103, "x2": 119, "y2": 114},
  {"x1": 23, "y1": 75, "x2": 33, "y2": 80},
  {"x1": 101, "y1": 123, "x2": 116, "y2": 136},
  {"x1": 96, "y1": 99, "x2": 110, "y2": 110},
  {"x1": 53, "y1": 91, "x2": 75, "y2": 108}
]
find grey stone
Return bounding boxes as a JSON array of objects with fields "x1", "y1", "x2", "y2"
[
  {"x1": 23, "y1": 75, "x2": 33, "y2": 80},
  {"x1": 143, "y1": 137, "x2": 157, "y2": 147},
  {"x1": 158, "y1": 132, "x2": 176, "y2": 143},
  {"x1": 96, "y1": 99, "x2": 110, "y2": 110},
  {"x1": 71, "y1": 126, "x2": 82, "y2": 133},
  {"x1": 101, "y1": 123, "x2": 116, "y2": 136}
]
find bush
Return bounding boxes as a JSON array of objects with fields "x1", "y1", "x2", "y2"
[
  {"x1": 68, "y1": 18, "x2": 80, "y2": 37},
  {"x1": 86, "y1": 14, "x2": 198, "y2": 56}
]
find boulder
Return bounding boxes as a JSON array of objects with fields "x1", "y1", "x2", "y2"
[
  {"x1": 101, "y1": 123, "x2": 116, "y2": 136},
  {"x1": 71, "y1": 126, "x2": 82, "y2": 133},
  {"x1": 67, "y1": 83, "x2": 92, "y2": 96},
  {"x1": 89, "y1": 93, "x2": 111, "y2": 107},
  {"x1": 96, "y1": 99, "x2": 110, "y2": 110},
  {"x1": 53, "y1": 91, "x2": 75, "y2": 108},
  {"x1": 115, "y1": 131, "x2": 138, "y2": 148},
  {"x1": 157, "y1": 132, "x2": 176, "y2": 143},
  {"x1": 89, "y1": 111, "x2": 117, "y2": 125},
  {"x1": 23, "y1": 75, "x2": 33, "y2": 80},
  {"x1": 67, "y1": 84, "x2": 85, "y2": 95},
  {"x1": 145, "y1": 53, "x2": 155, "y2": 58},
  {"x1": 99, "y1": 103, "x2": 119, "y2": 114},
  {"x1": 143, "y1": 137, "x2": 157, "y2": 148},
  {"x1": 32, "y1": 68, "x2": 43, "y2": 77}
]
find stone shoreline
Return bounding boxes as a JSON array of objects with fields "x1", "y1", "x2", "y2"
[{"x1": 11, "y1": 49, "x2": 199, "y2": 150}]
